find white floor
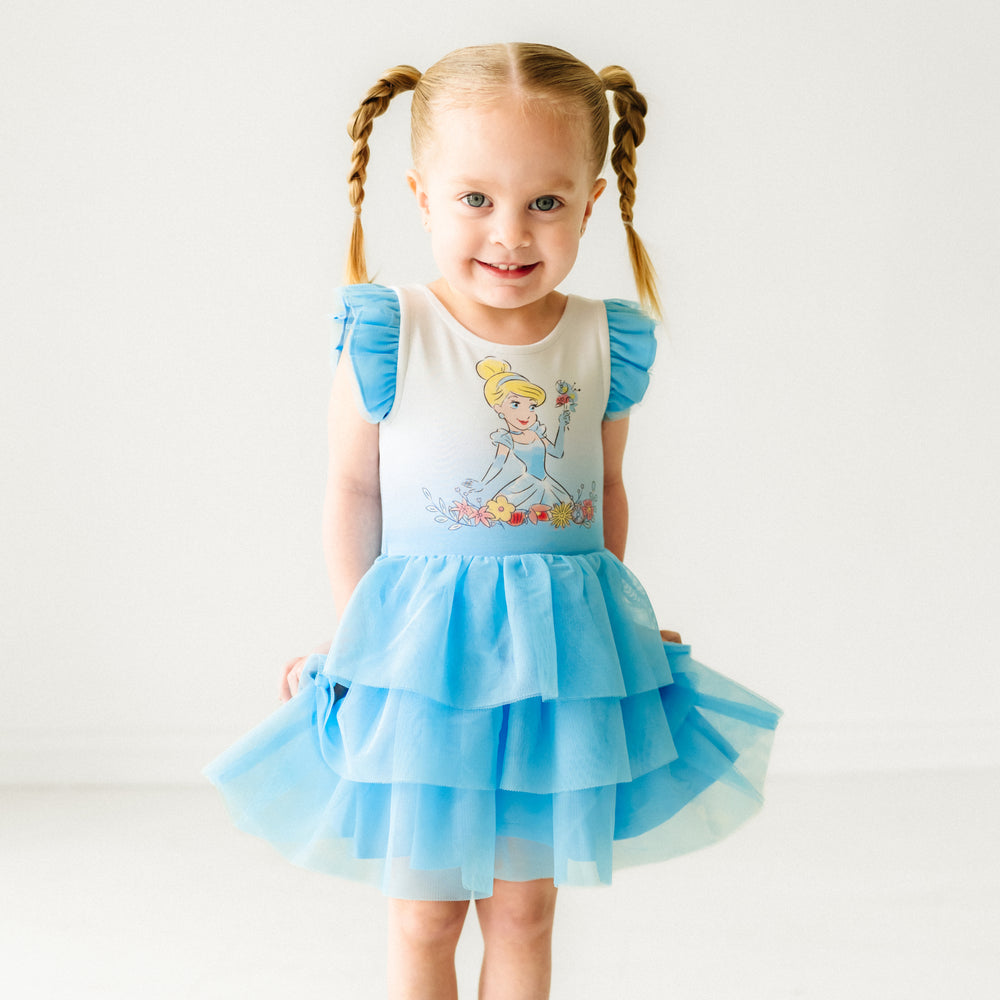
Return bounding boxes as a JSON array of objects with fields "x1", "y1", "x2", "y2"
[{"x1": 1, "y1": 771, "x2": 997, "y2": 999}]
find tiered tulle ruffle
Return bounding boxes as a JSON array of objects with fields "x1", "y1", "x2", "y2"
[{"x1": 204, "y1": 550, "x2": 781, "y2": 900}]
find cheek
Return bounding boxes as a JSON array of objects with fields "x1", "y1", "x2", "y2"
[
  {"x1": 544, "y1": 222, "x2": 583, "y2": 257},
  {"x1": 564, "y1": 221, "x2": 586, "y2": 247},
  {"x1": 434, "y1": 217, "x2": 478, "y2": 259}
]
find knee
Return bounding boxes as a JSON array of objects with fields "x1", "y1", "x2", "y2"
[
  {"x1": 479, "y1": 882, "x2": 557, "y2": 945},
  {"x1": 389, "y1": 899, "x2": 468, "y2": 952}
]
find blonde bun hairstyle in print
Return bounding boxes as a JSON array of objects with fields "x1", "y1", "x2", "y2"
[
  {"x1": 476, "y1": 358, "x2": 546, "y2": 409},
  {"x1": 345, "y1": 43, "x2": 662, "y2": 320}
]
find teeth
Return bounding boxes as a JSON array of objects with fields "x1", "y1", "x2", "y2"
[{"x1": 493, "y1": 263, "x2": 522, "y2": 270}]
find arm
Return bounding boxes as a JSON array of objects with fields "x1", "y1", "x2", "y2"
[
  {"x1": 322, "y1": 348, "x2": 382, "y2": 617},
  {"x1": 544, "y1": 410, "x2": 571, "y2": 459},
  {"x1": 601, "y1": 416, "x2": 629, "y2": 562},
  {"x1": 478, "y1": 443, "x2": 511, "y2": 491},
  {"x1": 280, "y1": 352, "x2": 381, "y2": 702},
  {"x1": 602, "y1": 415, "x2": 682, "y2": 645}
]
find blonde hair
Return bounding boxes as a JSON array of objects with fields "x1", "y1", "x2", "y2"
[
  {"x1": 477, "y1": 358, "x2": 546, "y2": 408},
  {"x1": 345, "y1": 44, "x2": 662, "y2": 319}
]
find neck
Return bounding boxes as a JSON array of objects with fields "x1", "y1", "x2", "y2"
[{"x1": 427, "y1": 280, "x2": 567, "y2": 346}]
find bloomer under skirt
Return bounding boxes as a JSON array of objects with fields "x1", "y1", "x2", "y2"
[{"x1": 204, "y1": 550, "x2": 782, "y2": 900}]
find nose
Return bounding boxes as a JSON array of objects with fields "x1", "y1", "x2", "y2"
[{"x1": 490, "y1": 208, "x2": 530, "y2": 250}]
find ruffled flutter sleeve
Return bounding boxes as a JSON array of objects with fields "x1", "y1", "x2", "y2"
[
  {"x1": 330, "y1": 284, "x2": 401, "y2": 423},
  {"x1": 604, "y1": 299, "x2": 657, "y2": 421}
]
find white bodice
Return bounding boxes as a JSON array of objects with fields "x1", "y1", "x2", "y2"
[{"x1": 376, "y1": 286, "x2": 612, "y2": 557}]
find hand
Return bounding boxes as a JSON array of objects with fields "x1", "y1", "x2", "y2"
[
  {"x1": 659, "y1": 628, "x2": 683, "y2": 644},
  {"x1": 278, "y1": 640, "x2": 332, "y2": 702}
]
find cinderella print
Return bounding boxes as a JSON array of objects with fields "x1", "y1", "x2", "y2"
[
  {"x1": 422, "y1": 358, "x2": 598, "y2": 530},
  {"x1": 472, "y1": 358, "x2": 573, "y2": 508}
]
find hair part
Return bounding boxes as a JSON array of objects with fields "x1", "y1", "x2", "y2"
[{"x1": 345, "y1": 44, "x2": 662, "y2": 320}]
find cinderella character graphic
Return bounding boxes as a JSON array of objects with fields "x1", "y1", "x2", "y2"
[
  {"x1": 422, "y1": 358, "x2": 596, "y2": 531},
  {"x1": 471, "y1": 358, "x2": 573, "y2": 508}
]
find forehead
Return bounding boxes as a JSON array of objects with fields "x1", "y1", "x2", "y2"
[{"x1": 418, "y1": 100, "x2": 592, "y2": 182}]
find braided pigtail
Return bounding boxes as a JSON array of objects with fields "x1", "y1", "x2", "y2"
[
  {"x1": 599, "y1": 66, "x2": 662, "y2": 321},
  {"x1": 345, "y1": 65, "x2": 422, "y2": 284}
]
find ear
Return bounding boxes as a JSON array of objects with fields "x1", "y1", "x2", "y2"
[
  {"x1": 581, "y1": 177, "x2": 607, "y2": 235},
  {"x1": 407, "y1": 169, "x2": 431, "y2": 229}
]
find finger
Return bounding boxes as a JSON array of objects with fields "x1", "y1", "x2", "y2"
[
  {"x1": 289, "y1": 659, "x2": 306, "y2": 698},
  {"x1": 278, "y1": 657, "x2": 299, "y2": 702}
]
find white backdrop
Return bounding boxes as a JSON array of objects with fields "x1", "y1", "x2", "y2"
[{"x1": 2, "y1": 0, "x2": 997, "y2": 782}]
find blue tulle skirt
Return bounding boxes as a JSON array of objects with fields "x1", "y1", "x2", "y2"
[{"x1": 204, "y1": 550, "x2": 781, "y2": 900}]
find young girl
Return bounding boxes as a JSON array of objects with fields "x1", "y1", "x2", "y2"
[{"x1": 205, "y1": 43, "x2": 781, "y2": 1000}]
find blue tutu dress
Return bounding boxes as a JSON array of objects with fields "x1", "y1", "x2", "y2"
[{"x1": 204, "y1": 283, "x2": 782, "y2": 901}]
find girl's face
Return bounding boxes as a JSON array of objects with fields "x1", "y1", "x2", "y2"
[
  {"x1": 408, "y1": 101, "x2": 605, "y2": 328},
  {"x1": 495, "y1": 391, "x2": 539, "y2": 431}
]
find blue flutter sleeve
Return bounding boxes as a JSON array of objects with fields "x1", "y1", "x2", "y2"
[
  {"x1": 604, "y1": 299, "x2": 657, "y2": 420},
  {"x1": 330, "y1": 284, "x2": 401, "y2": 423}
]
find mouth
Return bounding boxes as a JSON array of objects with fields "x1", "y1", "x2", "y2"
[{"x1": 477, "y1": 261, "x2": 540, "y2": 278}]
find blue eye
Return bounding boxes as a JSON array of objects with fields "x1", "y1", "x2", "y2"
[
  {"x1": 462, "y1": 193, "x2": 489, "y2": 208},
  {"x1": 510, "y1": 401, "x2": 519, "y2": 408},
  {"x1": 530, "y1": 196, "x2": 559, "y2": 212}
]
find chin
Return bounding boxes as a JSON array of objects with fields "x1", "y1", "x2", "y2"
[{"x1": 471, "y1": 278, "x2": 552, "y2": 310}]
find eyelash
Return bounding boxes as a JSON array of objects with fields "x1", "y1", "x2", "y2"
[
  {"x1": 530, "y1": 196, "x2": 559, "y2": 212},
  {"x1": 459, "y1": 193, "x2": 562, "y2": 213}
]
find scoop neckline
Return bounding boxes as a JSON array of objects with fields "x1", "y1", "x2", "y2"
[{"x1": 410, "y1": 284, "x2": 576, "y2": 354}]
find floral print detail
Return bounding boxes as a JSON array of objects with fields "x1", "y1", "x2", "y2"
[
  {"x1": 469, "y1": 506, "x2": 496, "y2": 527},
  {"x1": 555, "y1": 378, "x2": 580, "y2": 421},
  {"x1": 550, "y1": 502, "x2": 574, "y2": 528},
  {"x1": 450, "y1": 499, "x2": 479, "y2": 522},
  {"x1": 424, "y1": 489, "x2": 495, "y2": 531},
  {"x1": 528, "y1": 504, "x2": 551, "y2": 524},
  {"x1": 486, "y1": 495, "x2": 515, "y2": 523},
  {"x1": 425, "y1": 485, "x2": 599, "y2": 531}
]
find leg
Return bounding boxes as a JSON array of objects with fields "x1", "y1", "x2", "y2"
[
  {"x1": 475, "y1": 878, "x2": 558, "y2": 1000},
  {"x1": 387, "y1": 897, "x2": 470, "y2": 1000}
]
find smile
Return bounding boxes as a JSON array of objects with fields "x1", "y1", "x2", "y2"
[{"x1": 477, "y1": 261, "x2": 539, "y2": 277}]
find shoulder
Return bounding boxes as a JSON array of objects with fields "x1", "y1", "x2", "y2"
[
  {"x1": 332, "y1": 284, "x2": 400, "y2": 353},
  {"x1": 603, "y1": 299, "x2": 657, "y2": 343},
  {"x1": 490, "y1": 428, "x2": 514, "y2": 449},
  {"x1": 331, "y1": 284, "x2": 401, "y2": 423},
  {"x1": 602, "y1": 299, "x2": 658, "y2": 421}
]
